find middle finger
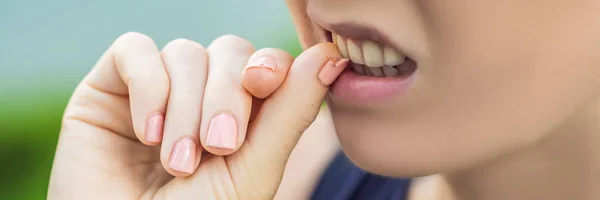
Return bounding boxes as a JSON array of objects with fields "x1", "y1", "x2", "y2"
[{"x1": 160, "y1": 39, "x2": 208, "y2": 176}]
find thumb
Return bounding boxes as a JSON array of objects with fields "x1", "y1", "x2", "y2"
[{"x1": 238, "y1": 42, "x2": 349, "y2": 197}]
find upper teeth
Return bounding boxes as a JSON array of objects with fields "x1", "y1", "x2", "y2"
[{"x1": 334, "y1": 33, "x2": 406, "y2": 76}]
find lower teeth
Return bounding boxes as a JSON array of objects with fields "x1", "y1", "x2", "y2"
[
  {"x1": 369, "y1": 67, "x2": 385, "y2": 77},
  {"x1": 351, "y1": 60, "x2": 415, "y2": 77},
  {"x1": 352, "y1": 64, "x2": 366, "y2": 74},
  {"x1": 363, "y1": 65, "x2": 373, "y2": 76},
  {"x1": 382, "y1": 66, "x2": 398, "y2": 76}
]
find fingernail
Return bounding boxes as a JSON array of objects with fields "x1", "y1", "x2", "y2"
[
  {"x1": 245, "y1": 56, "x2": 277, "y2": 71},
  {"x1": 145, "y1": 113, "x2": 164, "y2": 143},
  {"x1": 335, "y1": 58, "x2": 350, "y2": 68},
  {"x1": 318, "y1": 58, "x2": 350, "y2": 86},
  {"x1": 169, "y1": 138, "x2": 196, "y2": 173},
  {"x1": 206, "y1": 113, "x2": 238, "y2": 150}
]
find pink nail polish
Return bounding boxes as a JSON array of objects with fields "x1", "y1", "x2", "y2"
[
  {"x1": 318, "y1": 58, "x2": 350, "y2": 86},
  {"x1": 169, "y1": 138, "x2": 196, "y2": 173},
  {"x1": 206, "y1": 113, "x2": 238, "y2": 150},
  {"x1": 245, "y1": 56, "x2": 277, "y2": 71},
  {"x1": 335, "y1": 58, "x2": 350, "y2": 68},
  {"x1": 145, "y1": 113, "x2": 164, "y2": 143}
]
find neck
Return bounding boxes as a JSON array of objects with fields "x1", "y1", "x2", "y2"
[{"x1": 442, "y1": 102, "x2": 600, "y2": 200}]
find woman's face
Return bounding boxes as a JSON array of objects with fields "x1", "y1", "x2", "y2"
[{"x1": 287, "y1": 0, "x2": 600, "y2": 176}]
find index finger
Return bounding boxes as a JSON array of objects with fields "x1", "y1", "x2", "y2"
[{"x1": 242, "y1": 48, "x2": 294, "y2": 99}]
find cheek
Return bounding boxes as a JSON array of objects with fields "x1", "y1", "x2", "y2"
[
  {"x1": 333, "y1": 51, "x2": 600, "y2": 177},
  {"x1": 427, "y1": 0, "x2": 600, "y2": 156},
  {"x1": 286, "y1": 0, "x2": 324, "y2": 49},
  {"x1": 331, "y1": 2, "x2": 600, "y2": 176}
]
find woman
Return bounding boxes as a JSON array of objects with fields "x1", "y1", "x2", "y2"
[{"x1": 48, "y1": 0, "x2": 600, "y2": 199}]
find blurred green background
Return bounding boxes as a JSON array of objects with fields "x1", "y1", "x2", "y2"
[{"x1": 0, "y1": 1, "x2": 301, "y2": 199}]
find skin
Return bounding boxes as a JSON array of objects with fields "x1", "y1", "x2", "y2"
[
  {"x1": 48, "y1": 32, "x2": 347, "y2": 199},
  {"x1": 275, "y1": 106, "x2": 341, "y2": 200},
  {"x1": 48, "y1": 0, "x2": 600, "y2": 199},
  {"x1": 287, "y1": 0, "x2": 600, "y2": 199}
]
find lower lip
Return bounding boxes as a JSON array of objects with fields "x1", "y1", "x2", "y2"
[{"x1": 329, "y1": 65, "x2": 415, "y2": 104}]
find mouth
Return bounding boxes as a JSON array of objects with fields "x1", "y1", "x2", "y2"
[
  {"x1": 320, "y1": 23, "x2": 417, "y2": 104},
  {"x1": 326, "y1": 29, "x2": 416, "y2": 77}
]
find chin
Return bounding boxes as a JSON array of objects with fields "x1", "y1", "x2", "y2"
[
  {"x1": 325, "y1": 106, "x2": 523, "y2": 178},
  {"x1": 336, "y1": 136, "x2": 440, "y2": 177},
  {"x1": 326, "y1": 112, "x2": 449, "y2": 178}
]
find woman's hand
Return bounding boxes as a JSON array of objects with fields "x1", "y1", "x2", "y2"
[{"x1": 47, "y1": 32, "x2": 347, "y2": 200}]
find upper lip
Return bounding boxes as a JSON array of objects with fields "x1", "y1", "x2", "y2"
[
  {"x1": 320, "y1": 22, "x2": 393, "y2": 47},
  {"x1": 307, "y1": 9, "x2": 411, "y2": 60}
]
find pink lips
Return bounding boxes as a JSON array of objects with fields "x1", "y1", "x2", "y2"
[
  {"x1": 308, "y1": 12, "x2": 417, "y2": 104},
  {"x1": 329, "y1": 65, "x2": 415, "y2": 104}
]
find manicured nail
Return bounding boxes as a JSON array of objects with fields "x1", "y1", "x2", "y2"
[
  {"x1": 145, "y1": 113, "x2": 164, "y2": 143},
  {"x1": 206, "y1": 113, "x2": 238, "y2": 150},
  {"x1": 318, "y1": 58, "x2": 350, "y2": 86},
  {"x1": 245, "y1": 56, "x2": 277, "y2": 71},
  {"x1": 169, "y1": 138, "x2": 196, "y2": 173},
  {"x1": 334, "y1": 58, "x2": 350, "y2": 68}
]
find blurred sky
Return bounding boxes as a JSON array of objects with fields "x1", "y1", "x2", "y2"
[{"x1": 0, "y1": 0, "x2": 300, "y2": 94}]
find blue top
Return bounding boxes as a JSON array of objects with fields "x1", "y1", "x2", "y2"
[{"x1": 311, "y1": 151, "x2": 412, "y2": 200}]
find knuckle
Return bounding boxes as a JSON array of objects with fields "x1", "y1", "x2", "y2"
[
  {"x1": 213, "y1": 34, "x2": 248, "y2": 45},
  {"x1": 256, "y1": 48, "x2": 293, "y2": 59},
  {"x1": 113, "y1": 32, "x2": 156, "y2": 50},
  {"x1": 161, "y1": 39, "x2": 208, "y2": 76},
  {"x1": 163, "y1": 38, "x2": 206, "y2": 53},
  {"x1": 210, "y1": 34, "x2": 254, "y2": 53},
  {"x1": 258, "y1": 47, "x2": 285, "y2": 53}
]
